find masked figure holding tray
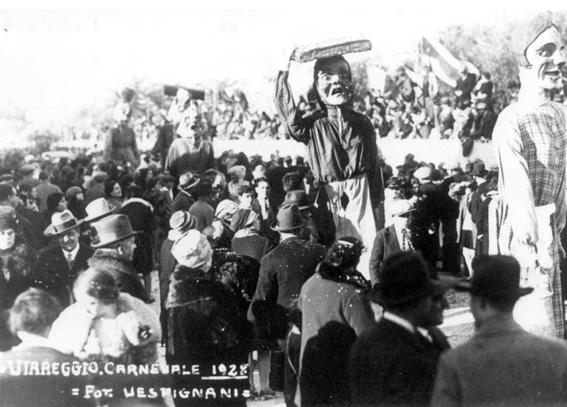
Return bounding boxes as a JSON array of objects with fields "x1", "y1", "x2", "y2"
[
  {"x1": 275, "y1": 40, "x2": 384, "y2": 278},
  {"x1": 493, "y1": 14, "x2": 567, "y2": 339}
]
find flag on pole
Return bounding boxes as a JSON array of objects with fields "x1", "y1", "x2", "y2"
[{"x1": 420, "y1": 36, "x2": 479, "y2": 88}]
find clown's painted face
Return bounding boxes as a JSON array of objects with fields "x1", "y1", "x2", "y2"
[
  {"x1": 316, "y1": 59, "x2": 352, "y2": 106},
  {"x1": 524, "y1": 26, "x2": 566, "y2": 90}
]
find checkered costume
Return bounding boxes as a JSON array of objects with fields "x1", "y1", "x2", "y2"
[{"x1": 494, "y1": 100, "x2": 567, "y2": 338}]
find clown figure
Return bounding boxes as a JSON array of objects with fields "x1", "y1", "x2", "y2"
[{"x1": 493, "y1": 14, "x2": 567, "y2": 338}]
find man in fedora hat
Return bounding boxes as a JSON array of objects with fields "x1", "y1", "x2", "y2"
[
  {"x1": 280, "y1": 189, "x2": 330, "y2": 245},
  {"x1": 432, "y1": 255, "x2": 567, "y2": 406},
  {"x1": 369, "y1": 199, "x2": 417, "y2": 286},
  {"x1": 33, "y1": 210, "x2": 94, "y2": 307},
  {"x1": 248, "y1": 204, "x2": 326, "y2": 407},
  {"x1": 172, "y1": 171, "x2": 200, "y2": 212},
  {"x1": 87, "y1": 214, "x2": 150, "y2": 303},
  {"x1": 350, "y1": 251, "x2": 453, "y2": 406},
  {"x1": 493, "y1": 14, "x2": 567, "y2": 338}
]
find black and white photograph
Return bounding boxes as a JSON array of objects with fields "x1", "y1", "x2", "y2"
[{"x1": 0, "y1": 0, "x2": 567, "y2": 405}]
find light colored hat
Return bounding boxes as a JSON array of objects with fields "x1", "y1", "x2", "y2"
[
  {"x1": 84, "y1": 198, "x2": 116, "y2": 223},
  {"x1": 171, "y1": 229, "x2": 212, "y2": 272},
  {"x1": 90, "y1": 214, "x2": 140, "y2": 249},
  {"x1": 413, "y1": 166, "x2": 432, "y2": 182},
  {"x1": 215, "y1": 199, "x2": 238, "y2": 220},
  {"x1": 168, "y1": 210, "x2": 197, "y2": 241},
  {"x1": 227, "y1": 165, "x2": 247, "y2": 180},
  {"x1": 178, "y1": 172, "x2": 200, "y2": 191},
  {"x1": 390, "y1": 199, "x2": 415, "y2": 218},
  {"x1": 44, "y1": 210, "x2": 82, "y2": 237}
]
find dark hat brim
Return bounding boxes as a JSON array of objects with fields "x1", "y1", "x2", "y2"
[
  {"x1": 90, "y1": 230, "x2": 141, "y2": 249},
  {"x1": 454, "y1": 280, "x2": 534, "y2": 298},
  {"x1": 270, "y1": 219, "x2": 308, "y2": 233}
]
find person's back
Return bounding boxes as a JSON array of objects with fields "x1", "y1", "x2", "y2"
[{"x1": 432, "y1": 318, "x2": 567, "y2": 406}]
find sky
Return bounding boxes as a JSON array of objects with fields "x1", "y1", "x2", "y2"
[{"x1": 0, "y1": 0, "x2": 565, "y2": 136}]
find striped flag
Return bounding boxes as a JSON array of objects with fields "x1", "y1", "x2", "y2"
[{"x1": 420, "y1": 36, "x2": 479, "y2": 88}]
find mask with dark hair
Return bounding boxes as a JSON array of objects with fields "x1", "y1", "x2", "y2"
[{"x1": 314, "y1": 55, "x2": 353, "y2": 107}]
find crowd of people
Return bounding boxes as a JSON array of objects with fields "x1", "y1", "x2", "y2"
[
  {"x1": 1, "y1": 11, "x2": 567, "y2": 407},
  {"x1": 0, "y1": 137, "x2": 563, "y2": 406}
]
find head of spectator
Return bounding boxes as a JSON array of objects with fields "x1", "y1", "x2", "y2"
[
  {"x1": 271, "y1": 204, "x2": 309, "y2": 241},
  {"x1": 390, "y1": 199, "x2": 415, "y2": 231},
  {"x1": 318, "y1": 236, "x2": 365, "y2": 279},
  {"x1": 283, "y1": 156, "x2": 293, "y2": 168},
  {"x1": 46, "y1": 192, "x2": 67, "y2": 214},
  {"x1": 9, "y1": 288, "x2": 62, "y2": 340},
  {"x1": 0, "y1": 206, "x2": 18, "y2": 251},
  {"x1": 44, "y1": 210, "x2": 82, "y2": 252},
  {"x1": 104, "y1": 180, "x2": 122, "y2": 200},
  {"x1": 282, "y1": 171, "x2": 303, "y2": 192},
  {"x1": 282, "y1": 190, "x2": 312, "y2": 216},
  {"x1": 0, "y1": 183, "x2": 23, "y2": 208},
  {"x1": 512, "y1": 13, "x2": 565, "y2": 92},
  {"x1": 38, "y1": 171, "x2": 51, "y2": 184},
  {"x1": 168, "y1": 210, "x2": 197, "y2": 242},
  {"x1": 65, "y1": 186, "x2": 84, "y2": 203},
  {"x1": 84, "y1": 197, "x2": 116, "y2": 223},
  {"x1": 178, "y1": 172, "x2": 200, "y2": 192},
  {"x1": 194, "y1": 180, "x2": 213, "y2": 202},
  {"x1": 254, "y1": 177, "x2": 270, "y2": 203},
  {"x1": 237, "y1": 185, "x2": 256, "y2": 210},
  {"x1": 457, "y1": 255, "x2": 533, "y2": 328},
  {"x1": 90, "y1": 214, "x2": 139, "y2": 262},
  {"x1": 204, "y1": 169, "x2": 226, "y2": 192},
  {"x1": 19, "y1": 164, "x2": 36, "y2": 181},
  {"x1": 215, "y1": 199, "x2": 239, "y2": 223},
  {"x1": 314, "y1": 55, "x2": 353, "y2": 107},
  {"x1": 73, "y1": 268, "x2": 120, "y2": 318},
  {"x1": 413, "y1": 166, "x2": 432, "y2": 184},
  {"x1": 122, "y1": 184, "x2": 143, "y2": 201},
  {"x1": 471, "y1": 160, "x2": 488, "y2": 181},
  {"x1": 158, "y1": 174, "x2": 175, "y2": 192},
  {"x1": 369, "y1": 252, "x2": 452, "y2": 327},
  {"x1": 227, "y1": 165, "x2": 247, "y2": 184},
  {"x1": 171, "y1": 229, "x2": 213, "y2": 273},
  {"x1": 252, "y1": 164, "x2": 266, "y2": 180}
]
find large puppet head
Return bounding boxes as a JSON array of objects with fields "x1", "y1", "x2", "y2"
[
  {"x1": 513, "y1": 14, "x2": 566, "y2": 91},
  {"x1": 314, "y1": 55, "x2": 353, "y2": 106}
]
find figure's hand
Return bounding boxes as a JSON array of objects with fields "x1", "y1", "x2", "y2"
[
  {"x1": 279, "y1": 46, "x2": 298, "y2": 72},
  {"x1": 515, "y1": 220, "x2": 538, "y2": 246}
]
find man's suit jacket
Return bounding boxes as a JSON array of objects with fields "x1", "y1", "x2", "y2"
[
  {"x1": 33, "y1": 243, "x2": 94, "y2": 307},
  {"x1": 349, "y1": 318, "x2": 443, "y2": 406},
  {"x1": 172, "y1": 190, "x2": 195, "y2": 212},
  {"x1": 432, "y1": 318, "x2": 567, "y2": 407},
  {"x1": 368, "y1": 225, "x2": 401, "y2": 287},
  {"x1": 247, "y1": 236, "x2": 326, "y2": 322}
]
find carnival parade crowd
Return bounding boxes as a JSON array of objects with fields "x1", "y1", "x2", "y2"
[{"x1": 2, "y1": 11, "x2": 567, "y2": 407}]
